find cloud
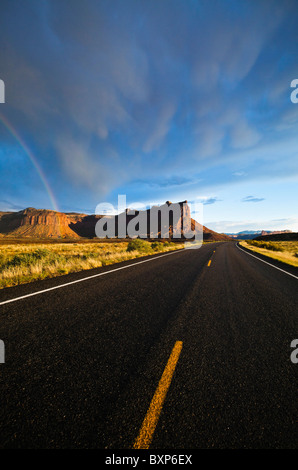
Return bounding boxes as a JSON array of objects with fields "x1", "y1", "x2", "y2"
[
  {"x1": 242, "y1": 196, "x2": 265, "y2": 203},
  {"x1": 145, "y1": 175, "x2": 198, "y2": 188},
  {"x1": 230, "y1": 120, "x2": 261, "y2": 149},
  {"x1": 0, "y1": 0, "x2": 298, "y2": 211},
  {"x1": 206, "y1": 217, "x2": 298, "y2": 233},
  {"x1": 55, "y1": 136, "x2": 120, "y2": 196},
  {"x1": 196, "y1": 197, "x2": 222, "y2": 205},
  {"x1": 0, "y1": 199, "x2": 24, "y2": 212},
  {"x1": 142, "y1": 102, "x2": 176, "y2": 153}
]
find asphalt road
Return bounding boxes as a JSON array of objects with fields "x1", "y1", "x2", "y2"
[{"x1": 0, "y1": 242, "x2": 297, "y2": 449}]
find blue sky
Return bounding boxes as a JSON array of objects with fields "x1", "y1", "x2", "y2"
[{"x1": 0, "y1": 0, "x2": 298, "y2": 233}]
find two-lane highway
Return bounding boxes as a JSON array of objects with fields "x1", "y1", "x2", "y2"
[{"x1": 0, "y1": 242, "x2": 297, "y2": 448}]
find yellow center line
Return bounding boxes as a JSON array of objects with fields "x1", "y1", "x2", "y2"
[
  {"x1": 133, "y1": 341, "x2": 183, "y2": 450},
  {"x1": 207, "y1": 259, "x2": 212, "y2": 266}
]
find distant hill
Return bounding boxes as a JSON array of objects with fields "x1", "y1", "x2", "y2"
[
  {"x1": 225, "y1": 231, "x2": 262, "y2": 240},
  {"x1": 0, "y1": 202, "x2": 231, "y2": 242},
  {"x1": 254, "y1": 232, "x2": 298, "y2": 241},
  {"x1": 225, "y1": 230, "x2": 292, "y2": 240}
]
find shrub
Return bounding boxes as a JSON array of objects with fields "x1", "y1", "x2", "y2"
[
  {"x1": 247, "y1": 240, "x2": 284, "y2": 251},
  {"x1": 151, "y1": 241, "x2": 164, "y2": 251},
  {"x1": 127, "y1": 239, "x2": 152, "y2": 253},
  {"x1": 163, "y1": 241, "x2": 175, "y2": 247}
]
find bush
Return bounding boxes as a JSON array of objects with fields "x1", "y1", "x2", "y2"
[
  {"x1": 5, "y1": 248, "x2": 52, "y2": 268},
  {"x1": 163, "y1": 241, "x2": 175, "y2": 247},
  {"x1": 247, "y1": 240, "x2": 283, "y2": 251},
  {"x1": 151, "y1": 241, "x2": 164, "y2": 251},
  {"x1": 127, "y1": 239, "x2": 152, "y2": 253}
]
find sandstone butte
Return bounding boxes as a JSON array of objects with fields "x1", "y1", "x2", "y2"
[{"x1": 0, "y1": 202, "x2": 232, "y2": 242}]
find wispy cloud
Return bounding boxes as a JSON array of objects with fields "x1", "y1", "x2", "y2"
[
  {"x1": 206, "y1": 218, "x2": 298, "y2": 233},
  {"x1": 0, "y1": 0, "x2": 298, "y2": 215},
  {"x1": 197, "y1": 197, "x2": 222, "y2": 205},
  {"x1": 0, "y1": 199, "x2": 24, "y2": 212},
  {"x1": 242, "y1": 196, "x2": 265, "y2": 203}
]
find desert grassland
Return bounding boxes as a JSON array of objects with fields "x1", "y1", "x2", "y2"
[
  {"x1": 240, "y1": 240, "x2": 298, "y2": 268},
  {"x1": 0, "y1": 239, "x2": 186, "y2": 289}
]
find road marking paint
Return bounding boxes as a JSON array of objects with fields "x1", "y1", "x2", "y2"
[
  {"x1": 0, "y1": 249, "x2": 186, "y2": 307},
  {"x1": 236, "y1": 243, "x2": 298, "y2": 280},
  {"x1": 207, "y1": 259, "x2": 212, "y2": 266},
  {"x1": 133, "y1": 341, "x2": 183, "y2": 450}
]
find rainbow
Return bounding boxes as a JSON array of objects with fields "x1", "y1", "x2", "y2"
[{"x1": 0, "y1": 112, "x2": 59, "y2": 212}]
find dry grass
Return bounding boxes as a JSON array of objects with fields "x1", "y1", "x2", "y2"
[
  {"x1": 0, "y1": 240, "x2": 185, "y2": 289},
  {"x1": 240, "y1": 240, "x2": 298, "y2": 267}
]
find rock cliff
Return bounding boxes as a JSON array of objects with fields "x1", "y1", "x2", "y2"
[{"x1": 0, "y1": 202, "x2": 232, "y2": 241}]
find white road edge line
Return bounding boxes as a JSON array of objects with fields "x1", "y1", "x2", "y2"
[
  {"x1": 236, "y1": 243, "x2": 298, "y2": 280},
  {"x1": 0, "y1": 249, "x2": 185, "y2": 306}
]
